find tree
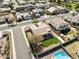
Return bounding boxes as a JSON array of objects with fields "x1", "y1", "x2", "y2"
[
  {"x1": 49, "y1": 0, "x2": 53, "y2": 2},
  {"x1": 8, "y1": 3, "x2": 14, "y2": 10}
]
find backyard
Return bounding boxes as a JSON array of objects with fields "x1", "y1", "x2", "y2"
[
  {"x1": 64, "y1": 27, "x2": 76, "y2": 41},
  {"x1": 41, "y1": 37, "x2": 59, "y2": 47},
  {"x1": 65, "y1": 41, "x2": 79, "y2": 59}
]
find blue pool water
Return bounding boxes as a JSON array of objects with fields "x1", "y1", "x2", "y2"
[{"x1": 53, "y1": 51, "x2": 70, "y2": 59}]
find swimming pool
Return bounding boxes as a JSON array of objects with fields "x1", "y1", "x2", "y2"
[{"x1": 53, "y1": 51, "x2": 70, "y2": 59}]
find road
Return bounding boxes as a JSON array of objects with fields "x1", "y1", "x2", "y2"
[
  {"x1": 12, "y1": 27, "x2": 32, "y2": 59},
  {"x1": 0, "y1": 13, "x2": 72, "y2": 31},
  {"x1": 0, "y1": 20, "x2": 32, "y2": 31}
]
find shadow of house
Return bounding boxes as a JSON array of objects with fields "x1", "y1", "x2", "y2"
[{"x1": 42, "y1": 32, "x2": 53, "y2": 41}]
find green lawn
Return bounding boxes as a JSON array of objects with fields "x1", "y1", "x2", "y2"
[
  {"x1": 64, "y1": 2, "x2": 79, "y2": 10},
  {"x1": 41, "y1": 37, "x2": 59, "y2": 47}
]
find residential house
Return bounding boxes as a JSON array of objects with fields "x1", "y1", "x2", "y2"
[
  {"x1": 0, "y1": 16, "x2": 6, "y2": 24},
  {"x1": 26, "y1": 4, "x2": 36, "y2": 10},
  {"x1": 0, "y1": 7, "x2": 11, "y2": 13},
  {"x1": 29, "y1": 22, "x2": 53, "y2": 43},
  {"x1": 16, "y1": 0, "x2": 26, "y2": 5},
  {"x1": 37, "y1": 0, "x2": 46, "y2": 3},
  {"x1": 27, "y1": 0, "x2": 36, "y2": 5},
  {"x1": 47, "y1": 7, "x2": 60, "y2": 15},
  {"x1": 2, "y1": 0, "x2": 10, "y2": 5},
  {"x1": 67, "y1": 15, "x2": 79, "y2": 25},
  {"x1": 0, "y1": 14, "x2": 14, "y2": 24},
  {"x1": 71, "y1": 16, "x2": 79, "y2": 25},
  {"x1": 56, "y1": 6, "x2": 69, "y2": 14},
  {"x1": 16, "y1": 12, "x2": 31, "y2": 22},
  {"x1": 32, "y1": 8, "x2": 45, "y2": 18},
  {"x1": 14, "y1": 5, "x2": 26, "y2": 12},
  {"x1": 29, "y1": 22, "x2": 51, "y2": 36},
  {"x1": 36, "y1": 3, "x2": 46, "y2": 9},
  {"x1": 49, "y1": 18, "x2": 70, "y2": 32}
]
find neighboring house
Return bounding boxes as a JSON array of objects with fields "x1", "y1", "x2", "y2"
[
  {"x1": 32, "y1": 8, "x2": 45, "y2": 18},
  {"x1": 0, "y1": 3, "x2": 11, "y2": 13},
  {"x1": 0, "y1": 7, "x2": 11, "y2": 13},
  {"x1": 16, "y1": 12, "x2": 31, "y2": 22},
  {"x1": 14, "y1": 5, "x2": 26, "y2": 12},
  {"x1": 49, "y1": 18, "x2": 70, "y2": 32},
  {"x1": 67, "y1": 15, "x2": 79, "y2": 25},
  {"x1": 56, "y1": 6, "x2": 69, "y2": 14},
  {"x1": 0, "y1": 14, "x2": 14, "y2": 24},
  {"x1": 26, "y1": 4, "x2": 36, "y2": 10},
  {"x1": 0, "y1": 16, "x2": 6, "y2": 24},
  {"x1": 36, "y1": 3, "x2": 46, "y2": 9},
  {"x1": 27, "y1": 0, "x2": 36, "y2": 5},
  {"x1": 37, "y1": 0, "x2": 46, "y2": 3},
  {"x1": 71, "y1": 16, "x2": 79, "y2": 25},
  {"x1": 16, "y1": 0, "x2": 26, "y2": 5},
  {"x1": 2, "y1": 0, "x2": 10, "y2": 5},
  {"x1": 47, "y1": 7, "x2": 60, "y2": 15},
  {"x1": 29, "y1": 22, "x2": 51, "y2": 36}
]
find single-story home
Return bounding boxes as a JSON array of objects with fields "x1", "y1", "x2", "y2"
[
  {"x1": 67, "y1": 15, "x2": 79, "y2": 25},
  {"x1": 56, "y1": 6, "x2": 69, "y2": 14},
  {"x1": 47, "y1": 7, "x2": 60, "y2": 15},
  {"x1": 2, "y1": 0, "x2": 10, "y2": 5},
  {"x1": 14, "y1": 5, "x2": 26, "y2": 12},
  {"x1": 16, "y1": 12, "x2": 31, "y2": 22},
  {"x1": 29, "y1": 22, "x2": 51, "y2": 36},
  {"x1": 0, "y1": 7, "x2": 11, "y2": 13},
  {"x1": 26, "y1": 4, "x2": 36, "y2": 10},
  {"x1": 36, "y1": 3, "x2": 46, "y2": 9},
  {"x1": 0, "y1": 16, "x2": 6, "y2": 24},
  {"x1": 49, "y1": 17, "x2": 70, "y2": 32},
  {"x1": 0, "y1": 14, "x2": 14, "y2": 24},
  {"x1": 27, "y1": 0, "x2": 36, "y2": 5},
  {"x1": 17, "y1": 0, "x2": 26, "y2": 5},
  {"x1": 32, "y1": 8, "x2": 45, "y2": 18}
]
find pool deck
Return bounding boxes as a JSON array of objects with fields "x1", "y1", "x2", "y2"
[
  {"x1": 40, "y1": 49, "x2": 71, "y2": 59},
  {"x1": 40, "y1": 54, "x2": 53, "y2": 59}
]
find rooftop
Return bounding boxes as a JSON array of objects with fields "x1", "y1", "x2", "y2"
[
  {"x1": 47, "y1": 7, "x2": 58, "y2": 13},
  {"x1": 49, "y1": 17, "x2": 70, "y2": 31},
  {"x1": 29, "y1": 22, "x2": 51, "y2": 35}
]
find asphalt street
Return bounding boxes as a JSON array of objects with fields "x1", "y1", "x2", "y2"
[
  {"x1": 0, "y1": 20, "x2": 32, "y2": 31},
  {"x1": 12, "y1": 27, "x2": 32, "y2": 59}
]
